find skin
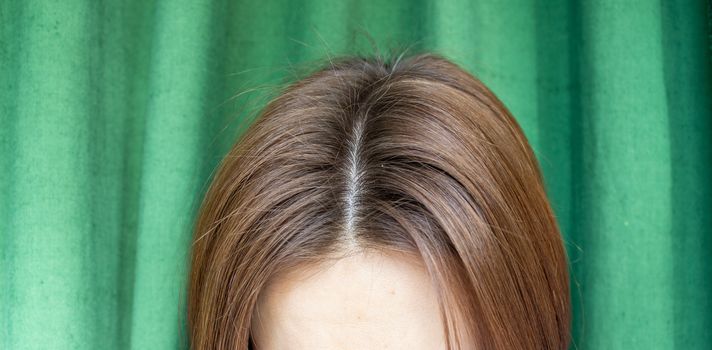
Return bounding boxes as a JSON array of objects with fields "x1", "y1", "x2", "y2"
[{"x1": 250, "y1": 250, "x2": 449, "y2": 349}]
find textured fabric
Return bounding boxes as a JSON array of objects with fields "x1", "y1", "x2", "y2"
[{"x1": 1, "y1": 1, "x2": 710, "y2": 349}]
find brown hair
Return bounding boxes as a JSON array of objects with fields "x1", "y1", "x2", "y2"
[{"x1": 187, "y1": 52, "x2": 571, "y2": 349}]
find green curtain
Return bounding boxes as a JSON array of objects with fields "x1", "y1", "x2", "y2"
[{"x1": 1, "y1": 1, "x2": 710, "y2": 349}]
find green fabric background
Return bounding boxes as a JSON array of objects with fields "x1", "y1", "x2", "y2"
[{"x1": 1, "y1": 1, "x2": 710, "y2": 349}]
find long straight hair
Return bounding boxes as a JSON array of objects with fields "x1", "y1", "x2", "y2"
[{"x1": 187, "y1": 52, "x2": 571, "y2": 349}]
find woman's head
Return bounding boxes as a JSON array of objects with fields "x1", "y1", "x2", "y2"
[{"x1": 188, "y1": 52, "x2": 571, "y2": 349}]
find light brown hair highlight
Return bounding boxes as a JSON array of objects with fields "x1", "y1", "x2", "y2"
[{"x1": 187, "y1": 52, "x2": 571, "y2": 349}]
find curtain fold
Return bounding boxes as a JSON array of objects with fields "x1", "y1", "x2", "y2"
[{"x1": 1, "y1": 1, "x2": 710, "y2": 349}]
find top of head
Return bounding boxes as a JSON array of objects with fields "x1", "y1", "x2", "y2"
[{"x1": 188, "y1": 52, "x2": 571, "y2": 350}]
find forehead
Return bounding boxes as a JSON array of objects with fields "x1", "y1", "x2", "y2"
[{"x1": 250, "y1": 250, "x2": 447, "y2": 350}]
